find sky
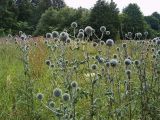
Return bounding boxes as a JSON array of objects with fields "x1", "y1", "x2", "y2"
[{"x1": 64, "y1": 0, "x2": 160, "y2": 16}]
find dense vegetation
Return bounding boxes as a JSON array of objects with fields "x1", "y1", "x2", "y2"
[{"x1": 0, "y1": 0, "x2": 160, "y2": 39}]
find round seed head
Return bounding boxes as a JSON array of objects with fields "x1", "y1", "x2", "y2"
[
  {"x1": 48, "y1": 101, "x2": 55, "y2": 108},
  {"x1": 45, "y1": 60, "x2": 51, "y2": 66},
  {"x1": 100, "y1": 26, "x2": 106, "y2": 33},
  {"x1": 53, "y1": 88, "x2": 62, "y2": 97},
  {"x1": 71, "y1": 81, "x2": 78, "y2": 88},
  {"x1": 124, "y1": 59, "x2": 132, "y2": 66},
  {"x1": 106, "y1": 39, "x2": 114, "y2": 47},
  {"x1": 106, "y1": 31, "x2": 110, "y2": 35},
  {"x1": 91, "y1": 64, "x2": 98, "y2": 70},
  {"x1": 62, "y1": 93, "x2": 70, "y2": 102},
  {"x1": 77, "y1": 32, "x2": 84, "y2": 39},
  {"x1": 46, "y1": 33, "x2": 52, "y2": 39},
  {"x1": 110, "y1": 59, "x2": 118, "y2": 67},
  {"x1": 71, "y1": 22, "x2": 78, "y2": 28},
  {"x1": 52, "y1": 31, "x2": 59, "y2": 38},
  {"x1": 59, "y1": 32, "x2": 69, "y2": 42},
  {"x1": 37, "y1": 93, "x2": 44, "y2": 101},
  {"x1": 85, "y1": 26, "x2": 93, "y2": 36}
]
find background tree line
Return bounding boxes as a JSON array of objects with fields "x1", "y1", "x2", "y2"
[{"x1": 0, "y1": 0, "x2": 160, "y2": 39}]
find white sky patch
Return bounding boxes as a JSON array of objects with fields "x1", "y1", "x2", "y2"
[{"x1": 64, "y1": 0, "x2": 160, "y2": 15}]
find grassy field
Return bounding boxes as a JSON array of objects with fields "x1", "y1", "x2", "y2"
[{"x1": 0, "y1": 37, "x2": 160, "y2": 120}]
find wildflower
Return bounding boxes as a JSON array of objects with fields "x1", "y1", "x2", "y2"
[
  {"x1": 106, "y1": 39, "x2": 114, "y2": 47},
  {"x1": 113, "y1": 54, "x2": 118, "y2": 59},
  {"x1": 52, "y1": 31, "x2": 59, "y2": 38},
  {"x1": 71, "y1": 81, "x2": 78, "y2": 88},
  {"x1": 93, "y1": 42, "x2": 98, "y2": 47},
  {"x1": 110, "y1": 59, "x2": 118, "y2": 67},
  {"x1": 53, "y1": 88, "x2": 62, "y2": 97},
  {"x1": 48, "y1": 101, "x2": 55, "y2": 108},
  {"x1": 62, "y1": 93, "x2": 70, "y2": 102},
  {"x1": 91, "y1": 64, "x2": 98, "y2": 70},
  {"x1": 59, "y1": 32, "x2": 69, "y2": 42},
  {"x1": 66, "y1": 38, "x2": 71, "y2": 44},
  {"x1": 37, "y1": 93, "x2": 44, "y2": 101},
  {"x1": 106, "y1": 31, "x2": 110, "y2": 35},
  {"x1": 134, "y1": 60, "x2": 140, "y2": 66},
  {"x1": 156, "y1": 39, "x2": 160, "y2": 45},
  {"x1": 85, "y1": 26, "x2": 93, "y2": 36},
  {"x1": 71, "y1": 22, "x2": 78, "y2": 28},
  {"x1": 100, "y1": 41, "x2": 105, "y2": 45},
  {"x1": 124, "y1": 59, "x2": 132, "y2": 66},
  {"x1": 122, "y1": 43, "x2": 127, "y2": 48},
  {"x1": 100, "y1": 26, "x2": 106, "y2": 33},
  {"x1": 46, "y1": 33, "x2": 52, "y2": 39},
  {"x1": 45, "y1": 60, "x2": 51, "y2": 66},
  {"x1": 105, "y1": 61, "x2": 110, "y2": 67},
  {"x1": 77, "y1": 32, "x2": 84, "y2": 39}
]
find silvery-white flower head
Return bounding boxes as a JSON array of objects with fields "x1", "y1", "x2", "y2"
[
  {"x1": 46, "y1": 33, "x2": 52, "y2": 39},
  {"x1": 59, "y1": 32, "x2": 69, "y2": 42},
  {"x1": 110, "y1": 59, "x2": 118, "y2": 67},
  {"x1": 77, "y1": 32, "x2": 84, "y2": 39},
  {"x1": 37, "y1": 93, "x2": 44, "y2": 101},
  {"x1": 71, "y1": 22, "x2": 78, "y2": 28},
  {"x1": 62, "y1": 93, "x2": 70, "y2": 102},
  {"x1": 100, "y1": 26, "x2": 106, "y2": 33},
  {"x1": 106, "y1": 31, "x2": 110, "y2": 35},
  {"x1": 124, "y1": 58, "x2": 132, "y2": 66},
  {"x1": 52, "y1": 31, "x2": 59, "y2": 39},
  {"x1": 53, "y1": 88, "x2": 62, "y2": 97},
  {"x1": 85, "y1": 26, "x2": 93, "y2": 36},
  {"x1": 106, "y1": 39, "x2": 114, "y2": 47}
]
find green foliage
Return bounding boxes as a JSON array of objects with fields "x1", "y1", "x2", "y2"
[
  {"x1": 34, "y1": 7, "x2": 90, "y2": 36},
  {"x1": 89, "y1": 0, "x2": 120, "y2": 40},
  {"x1": 122, "y1": 3, "x2": 145, "y2": 34}
]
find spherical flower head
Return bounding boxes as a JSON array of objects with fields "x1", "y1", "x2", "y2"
[
  {"x1": 52, "y1": 31, "x2": 59, "y2": 38},
  {"x1": 48, "y1": 101, "x2": 55, "y2": 108},
  {"x1": 110, "y1": 59, "x2": 118, "y2": 67},
  {"x1": 45, "y1": 60, "x2": 51, "y2": 66},
  {"x1": 66, "y1": 38, "x2": 71, "y2": 44},
  {"x1": 100, "y1": 41, "x2": 105, "y2": 46},
  {"x1": 144, "y1": 31, "x2": 148, "y2": 36},
  {"x1": 105, "y1": 61, "x2": 110, "y2": 67},
  {"x1": 53, "y1": 88, "x2": 62, "y2": 97},
  {"x1": 46, "y1": 33, "x2": 52, "y2": 39},
  {"x1": 91, "y1": 64, "x2": 98, "y2": 70},
  {"x1": 85, "y1": 26, "x2": 93, "y2": 36},
  {"x1": 93, "y1": 42, "x2": 98, "y2": 47},
  {"x1": 156, "y1": 39, "x2": 160, "y2": 45},
  {"x1": 125, "y1": 70, "x2": 131, "y2": 76},
  {"x1": 136, "y1": 32, "x2": 142, "y2": 39},
  {"x1": 71, "y1": 22, "x2": 78, "y2": 28},
  {"x1": 124, "y1": 58, "x2": 132, "y2": 66},
  {"x1": 152, "y1": 54, "x2": 156, "y2": 59},
  {"x1": 122, "y1": 43, "x2": 127, "y2": 48},
  {"x1": 71, "y1": 81, "x2": 78, "y2": 88},
  {"x1": 151, "y1": 48, "x2": 155, "y2": 52},
  {"x1": 100, "y1": 26, "x2": 106, "y2": 33},
  {"x1": 37, "y1": 93, "x2": 44, "y2": 101},
  {"x1": 134, "y1": 60, "x2": 140, "y2": 66},
  {"x1": 59, "y1": 32, "x2": 69, "y2": 42},
  {"x1": 62, "y1": 93, "x2": 70, "y2": 102},
  {"x1": 106, "y1": 31, "x2": 110, "y2": 35},
  {"x1": 106, "y1": 39, "x2": 114, "y2": 47},
  {"x1": 113, "y1": 54, "x2": 118, "y2": 59},
  {"x1": 77, "y1": 32, "x2": 84, "y2": 39},
  {"x1": 116, "y1": 47, "x2": 120, "y2": 51}
]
